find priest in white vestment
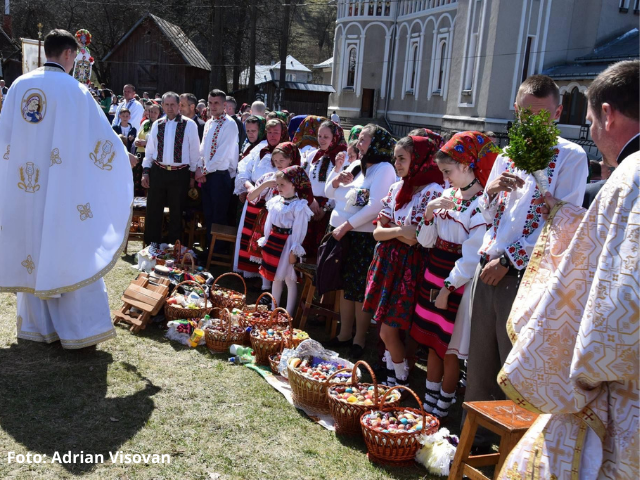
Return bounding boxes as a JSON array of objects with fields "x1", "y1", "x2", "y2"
[
  {"x1": 497, "y1": 154, "x2": 639, "y2": 479},
  {"x1": 0, "y1": 29, "x2": 133, "y2": 349}
]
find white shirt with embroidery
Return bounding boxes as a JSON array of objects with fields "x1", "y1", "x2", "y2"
[
  {"x1": 478, "y1": 137, "x2": 588, "y2": 269},
  {"x1": 325, "y1": 161, "x2": 397, "y2": 233},
  {"x1": 249, "y1": 171, "x2": 278, "y2": 204},
  {"x1": 379, "y1": 181, "x2": 442, "y2": 227},
  {"x1": 257, "y1": 196, "x2": 313, "y2": 281},
  {"x1": 302, "y1": 148, "x2": 350, "y2": 210},
  {"x1": 200, "y1": 114, "x2": 239, "y2": 175},
  {"x1": 142, "y1": 117, "x2": 201, "y2": 172},
  {"x1": 417, "y1": 188, "x2": 488, "y2": 289},
  {"x1": 234, "y1": 145, "x2": 277, "y2": 195}
]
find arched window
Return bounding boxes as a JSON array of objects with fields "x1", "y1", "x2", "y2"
[
  {"x1": 437, "y1": 41, "x2": 447, "y2": 91},
  {"x1": 560, "y1": 87, "x2": 588, "y2": 125},
  {"x1": 346, "y1": 47, "x2": 357, "y2": 88},
  {"x1": 410, "y1": 45, "x2": 419, "y2": 91}
]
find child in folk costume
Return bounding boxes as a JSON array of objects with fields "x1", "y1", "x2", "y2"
[
  {"x1": 233, "y1": 118, "x2": 289, "y2": 281},
  {"x1": 258, "y1": 166, "x2": 314, "y2": 314},
  {"x1": 301, "y1": 120, "x2": 348, "y2": 259},
  {"x1": 246, "y1": 142, "x2": 302, "y2": 265},
  {"x1": 364, "y1": 133, "x2": 445, "y2": 387},
  {"x1": 410, "y1": 131, "x2": 498, "y2": 418}
]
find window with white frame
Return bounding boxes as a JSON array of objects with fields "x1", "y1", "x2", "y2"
[
  {"x1": 345, "y1": 46, "x2": 357, "y2": 89},
  {"x1": 433, "y1": 39, "x2": 448, "y2": 94},
  {"x1": 619, "y1": 0, "x2": 630, "y2": 11},
  {"x1": 634, "y1": 0, "x2": 639, "y2": 12},
  {"x1": 405, "y1": 39, "x2": 420, "y2": 94}
]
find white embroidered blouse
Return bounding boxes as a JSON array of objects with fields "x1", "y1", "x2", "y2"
[
  {"x1": 417, "y1": 188, "x2": 488, "y2": 290},
  {"x1": 379, "y1": 181, "x2": 443, "y2": 226}
]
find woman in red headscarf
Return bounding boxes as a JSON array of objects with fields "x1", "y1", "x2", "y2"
[
  {"x1": 362, "y1": 133, "x2": 445, "y2": 376},
  {"x1": 410, "y1": 131, "x2": 498, "y2": 419},
  {"x1": 301, "y1": 120, "x2": 348, "y2": 259}
]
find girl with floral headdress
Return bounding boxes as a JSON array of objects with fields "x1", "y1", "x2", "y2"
[
  {"x1": 364, "y1": 132, "x2": 445, "y2": 384},
  {"x1": 234, "y1": 119, "x2": 289, "y2": 282},
  {"x1": 246, "y1": 142, "x2": 304, "y2": 267},
  {"x1": 410, "y1": 131, "x2": 498, "y2": 418},
  {"x1": 300, "y1": 120, "x2": 348, "y2": 259},
  {"x1": 323, "y1": 124, "x2": 397, "y2": 359},
  {"x1": 258, "y1": 165, "x2": 314, "y2": 314}
]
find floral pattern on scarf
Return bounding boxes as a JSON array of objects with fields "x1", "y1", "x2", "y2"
[
  {"x1": 280, "y1": 165, "x2": 314, "y2": 205},
  {"x1": 292, "y1": 115, "x2": 326, "y2": 150},
  {"x1": 310, "y1": 122, "x2": 348, "y2": 182},
  {"x1": 348, "y1": 125, "x2": 363, "y2": 143},
  {"x1": 361, "y1": 125, "x2": 396, "y2": 174},
  {"x1": 274, "y1": 142, "x2": 301, "y2": 167},
  {"x1": 440, "y1": 131, "x2": 499, "y2": 187}
]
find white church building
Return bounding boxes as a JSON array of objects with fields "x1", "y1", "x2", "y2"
[{"x1": 328, "y1": 0, "x2": 638, "y2": 141}]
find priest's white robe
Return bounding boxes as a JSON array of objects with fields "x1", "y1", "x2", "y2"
[
  {"x1": 0, "y1": 64, "x2": 133, "y2": 348},
  {"x1": 497, "y1": 154, "x2": 639, "y2": 479}
]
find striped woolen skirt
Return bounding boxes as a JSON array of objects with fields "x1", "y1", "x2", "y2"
[
  {"x1": 237, "y1": 201, "x2": 265, "y2": 274},
  {"x1": 259, "y1": 228, "x2": 291, "y2": 282},
  {"x1": 410, "y1": 243, "x2": 464, "y2": 359}
]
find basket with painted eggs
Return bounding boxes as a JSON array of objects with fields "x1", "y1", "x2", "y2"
[
  {"x1": 164, "y1": 280, "x2": 213, "y2": 323},
  {"x1": 204, "y1": 308, "x2": 246, "y2": 353},
  {"x1": 287, "y1": 355, "x2": 358, "y2": 415},
  {"x1": 241, "y1": 292, "x2": 289, "y2": 346},
  {"x1": 360, "y1": 385, "x2": 439, "y2": 466},
  {"x1": 249, "y1": 308, "x2": 293, "y2": 366},
  {"x1": 209, "y1": 272, "x2": 247, "y2": 311},
  {"x1": 327, "y1": 360, "x2": 401, "y2": 437}
]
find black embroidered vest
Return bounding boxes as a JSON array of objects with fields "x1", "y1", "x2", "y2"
[{"x1": 157, "y1": 115, "x2": 187, "y2": 163}]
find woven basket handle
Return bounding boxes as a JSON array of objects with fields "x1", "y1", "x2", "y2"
[
  {"x1": 179, "y1": 252, "x2": 196, "y2": 272},
  {"x1": 351, "y1": 360, "x2": 379, "y2": 405},
  {"x1": 172, "y1": 280, "x2": 209, "y2": 310},
  {"x1": 220, "y1": 307, "x2": 231, "y2": 336},
  {"x1": 254, "y1": 291, "x2": 277, "y2": 312},
  {"x1": 379, "y1": 385, "x2": 426, "y2": 432},
  {"x1": 268, "y1": 307, "x2": 291, "y2": 331},
  {"x1": 213, "y1": 272, "x2": 247, "y2": 297}
]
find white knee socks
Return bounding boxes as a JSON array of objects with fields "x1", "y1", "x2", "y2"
[
  {"x1": 270, "y1": 278, "x2": 298, "y2": 315},
  {"x1": 393, "y1": 359, "x2": 409, "y2": 386}
]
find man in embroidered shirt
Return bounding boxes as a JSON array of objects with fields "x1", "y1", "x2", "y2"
[
  {"x1": 195, "y1": 89, "x2": 239, "y2": 253},
  {"x1": 112, "y1": 83, "x2": 144, "y2": 129},
  {"x1": 464, "y1": 75, "x2": 588, "y2": 450},
  {"x1": 141, "y1": 91, "x2": 201, "y2": 245}
]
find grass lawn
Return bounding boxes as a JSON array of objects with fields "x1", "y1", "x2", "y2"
[{"x1": 0, "y1": 242, "x2": 464, "y2": 479}]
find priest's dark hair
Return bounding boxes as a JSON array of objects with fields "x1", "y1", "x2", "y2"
[{"x1": 44, "y1": 29, "x2": 78, "y2": 58}]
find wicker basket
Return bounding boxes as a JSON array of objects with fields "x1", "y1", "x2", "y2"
[
  {"x1": 327, "y1": 361, "x2": 401, "y2": 437},
  {"x1": 204, "y1": 308, "x2": 245, "y2": 353},
  {"x1": 242, "y1": 292, "x2": 279, "y2": 346},
  {"x1": 288, "y1": 357, "x2": 357, "y2": 415},
  {"x1": 283, "y1": 329, "x2": 310, "y2": 349},
  {"x1": 250, "y1": 308, "x2": 292, "y2": 366},
  {"x1": 360, "y1": 385, "x2": 439, "y2": 466},
  {"x1": 209, "y1": 272, "x2": 247, "y2": 311},
  {"x1": 164, "y1": 280, "x2": 214, "y2": 322},
  {"x1": 176, "y1": 251, "x2": 197, "y2": 274}
]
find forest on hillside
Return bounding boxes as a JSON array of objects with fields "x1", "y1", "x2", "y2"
[{"x1": 9, "y1": 0, "x2": 336, "y2": 89}]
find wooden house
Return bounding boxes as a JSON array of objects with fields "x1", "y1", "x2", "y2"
[{"x1": 102, "y1": 13, "x2": 210, "y2": 98}]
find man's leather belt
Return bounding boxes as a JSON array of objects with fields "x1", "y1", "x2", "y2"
[{"x1": 153, "y1": 161, "x2": 189, "y2": 171}]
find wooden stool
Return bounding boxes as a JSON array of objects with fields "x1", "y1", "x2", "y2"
[
  {"x1": 184, "y1": 210, "x2": 207, "y2": 248},
  {"x1": 293, "y1": 263, "x2": 340, "y2": 337},
  {"x1": 206, "y1": 224, "x2": 238, "y2": 270},
  {"x1": 113, "y1": 273, "x2": 171, "y2": 332},
  {"x1": 449, "y1": 400, "x2": 538, "y2": 480}
]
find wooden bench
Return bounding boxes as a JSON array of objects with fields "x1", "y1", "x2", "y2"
[{"x1": 449, "y1": 400, "x2": 538, "y2": 480}]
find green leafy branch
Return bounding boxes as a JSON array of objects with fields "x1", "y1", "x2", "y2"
[{"x1": 505, "y1": 108, "x2": 560, "y2": 174}]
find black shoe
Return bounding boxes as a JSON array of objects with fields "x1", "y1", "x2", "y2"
[
  {"x1": 470, "y1": 444, "x2": 494, "y2": 456},
  {"x1": 349, "y1": 343, "x2": 364, "y2": 360},
  {"x1": 324, "y1": 337, "x2": 352, "y2": 349}
]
